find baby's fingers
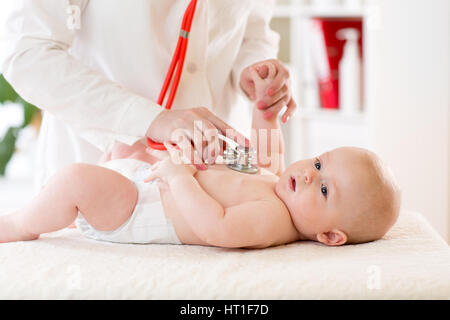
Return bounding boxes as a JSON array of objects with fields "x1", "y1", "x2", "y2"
[
  {"x1": 143, "y1": 170, "x2": 160, "y2": 183},
  {"x1": 265, "y1": 62, "x2": 277, "y2": 80},
  {"x1": 281, "y1": 98, "x2": 297, "y2": 123},
  {"x1": 156, "y1": 179, "x2": 170, "y2": 192},
  {"x1": 249, "y1": 67, "x2": 265, "y2": 87},
  {"x1": 163, "y1": 141, "x2": 185, "y2": 165}
]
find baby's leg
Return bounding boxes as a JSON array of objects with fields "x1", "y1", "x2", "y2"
[{"x1": 0, "y1": 163, "x2": 138, "y2": 243}]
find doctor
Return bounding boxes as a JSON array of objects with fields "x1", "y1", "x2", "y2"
[{"x1": 1, "y1": 0, "x2": 296, "y2": 189}]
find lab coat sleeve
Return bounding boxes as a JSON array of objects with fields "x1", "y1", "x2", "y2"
[
  {"x1": 231, "y1": 0, "x2": 280, "y2": 97},
  {"x1": 0, "y1": 0, "x2": 162, "y2": 152}
]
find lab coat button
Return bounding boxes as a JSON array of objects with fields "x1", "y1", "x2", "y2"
[{"x1": 187, "y1": 63, "x2": 197, "y2": 73}]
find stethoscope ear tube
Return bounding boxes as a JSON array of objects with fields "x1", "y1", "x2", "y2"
[
  {"x1": 147, "y1": 0, "x2": 198, "y2": 151},
  {"x1": 145, "y1": 1, "x2": 258, "y2": 174}
]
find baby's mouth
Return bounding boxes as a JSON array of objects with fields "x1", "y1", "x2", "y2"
[{"x1": 289, "y1": 176, "x2": 296, "y2": 192}]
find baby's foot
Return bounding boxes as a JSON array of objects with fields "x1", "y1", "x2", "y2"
[{"x1": 0, "y1": 213, "x2": 39, "y2": 243}]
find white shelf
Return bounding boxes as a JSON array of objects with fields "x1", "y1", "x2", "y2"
[
  {"x1": 274, "y1": 5, "x2": 366, "y2": 18},
  {"x1": 296, "y1": 108, "x2": 367, "y2": 124},
  {"x1": 300, "y1": 7, "x2": 367, "y2": 18}
]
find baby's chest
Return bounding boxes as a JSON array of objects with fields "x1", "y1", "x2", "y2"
[{"x1": 194, "y1": 167, "x2": 277, "y2": 207}]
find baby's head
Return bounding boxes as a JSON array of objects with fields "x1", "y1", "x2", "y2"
[{"x1": 275, "y1": 147, "x2": 401, "y2": 246}]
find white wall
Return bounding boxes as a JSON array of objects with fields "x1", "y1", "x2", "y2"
[{"x1": 367, "y1": 0, "x2": 450, "y2": 242}]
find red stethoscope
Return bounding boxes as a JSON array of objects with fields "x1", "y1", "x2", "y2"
[
  {"x1": 147, "y1": 0, "x2": 198, "y2": 151},
  {"x1": 145, "y1": 0, "x2": 257, "y2": 174}
]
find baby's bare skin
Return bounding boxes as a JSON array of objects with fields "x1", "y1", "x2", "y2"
[
  {"x1": 99, "y1": 139, "x2": 299, "y2": 248},
  {"x1": 101, "y1": 140, "x2": 300, "y2": 248},
  {"x1": 0, "y1": 143, "x2": 399, "y2": 248},
  {"x1": 0, "y1": 62, "x2": 400, "y2": 247},
  {"x1": 0, "y1": 131, "x2": 298, "y2": 248},
  {"x1": 163, "y1": 164, "x2": 300, "y2": 248}
]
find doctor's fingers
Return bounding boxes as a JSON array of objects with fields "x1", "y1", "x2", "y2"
[
  {"x1": 179, "y1": 123, "x2": 213, "y2": 168},
  {"x1": 262, "y1": 98, "x2": 289, "y2": 121},
  {"x1": 240, "y1": 68, "x2": 258, "y2": 101},
  {"x1": 192, "y1": 120, "x2": 217, "y2": 165},
  {"x1": 171, "y1": 128, "x2": 206, "y2": 169},
  {"x1": 203, "y1": 130, "x2": 221, "y2": 165},
  {"x1": 252, "y1": 62, "x2": 277, "y2": 82},
  {"x1": 266, "y1": 67, "x2": 290, "y2": 97},
  {"x1": 197, "y1": 108, "x2": 251, "y2": 148},
  {"x1": 281, "y1": 98, "x2": 297, "y2": 123},
  {"x1": 257, "y1": 84, "x2": 290, "y2": 111},
  {"x1": 194, "y1": 120, "x2": 222, "y2": 165},
  {"x1": 249, "y1": 67, "x2": 266, "y2": 86},
  {"x1": 163, "y1": 141, "x2": 186, "y2": 165}
]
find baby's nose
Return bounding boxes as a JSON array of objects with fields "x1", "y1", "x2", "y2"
[{"x1": 304, "y1": 169, "x2": 314, "y2": 184}]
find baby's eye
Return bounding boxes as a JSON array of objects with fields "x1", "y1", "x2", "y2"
[
  {"x1": 321, "y1": 184, "x2": 328, "y2": 198},
  {"x1": 314, "y1": 158, "x2": 321, "y2": 170}
]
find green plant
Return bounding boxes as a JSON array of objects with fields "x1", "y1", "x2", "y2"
[{"x1": 0, "y1": 74, "x2": 40, "y2": 176}]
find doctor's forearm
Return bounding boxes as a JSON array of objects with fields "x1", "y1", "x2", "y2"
[
  {"x1": 3, "y1": 46, "x2": 162, "y2": 151},
  {"x1": 1, "y1": 0, "x2": 164, "y2": 151}
]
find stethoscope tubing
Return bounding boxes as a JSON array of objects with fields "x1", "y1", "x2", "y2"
[{"x1": 148, "y1": 0, "x2": 198, "y2": 151}]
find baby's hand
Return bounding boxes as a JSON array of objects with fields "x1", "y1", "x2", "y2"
[
  {"x1": 240, "y1": 59, "x2": 297, "y2": 123},
  {"x1": 144, "y1": 142, "x2": 197, "y2": 185}
]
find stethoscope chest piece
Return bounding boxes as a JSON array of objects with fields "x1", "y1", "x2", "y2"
[{"x1": 223, "y1": 145, "x2": 259, "y2": 174}]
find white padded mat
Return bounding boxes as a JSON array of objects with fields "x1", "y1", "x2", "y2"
[{"x1": 0, "y1": 210, "x2": 449, "y2": 299}]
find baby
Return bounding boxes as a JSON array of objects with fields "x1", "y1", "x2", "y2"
[{"x1": 0, "y1": 66, "x2": 401, "y2": 248}]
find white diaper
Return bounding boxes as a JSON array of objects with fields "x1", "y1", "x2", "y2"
[{"x1": 75, "y1": 158, "x2": 182, "y2": 245}]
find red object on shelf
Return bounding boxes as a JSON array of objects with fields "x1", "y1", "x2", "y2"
[{"x1": 312, "y1": 18, "x2": 363, "y2": 110}]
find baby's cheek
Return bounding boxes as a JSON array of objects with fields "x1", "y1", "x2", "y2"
[{"x1": 299, "y1": 195, "x2": 325, "y2": 227}]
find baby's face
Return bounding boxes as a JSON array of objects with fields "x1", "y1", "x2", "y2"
[{"x1": 275, "y1": 147, "x2": 373, "y2": 245}]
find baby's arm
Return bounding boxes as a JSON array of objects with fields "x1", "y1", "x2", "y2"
[
  {"x1": 145, "y1": 145, "x2": 282, "y2": 248},
  {"x1": 167, "y1": 174, "x2": 282, "y2": 248},
  {"x1": 252, "y1": 103, "x2": 285, "y2": 176},
  {"x1": 250, "y1": 65, "x2": 285, "y2": 176}
]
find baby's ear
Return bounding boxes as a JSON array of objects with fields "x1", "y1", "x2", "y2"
[{"x1": 316, "y1": 229, "x2": 348, "y2": 246}]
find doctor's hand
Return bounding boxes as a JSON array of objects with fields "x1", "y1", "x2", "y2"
[
  {"x1": 240, "y1": 59, "x2": 297, "y2": 123},
  {"x1": 144, "y1": 142, "x2": 197, "y2": 186},
  {"x1": 146, "y1": 107, "x2": 250, "y2": 170}
]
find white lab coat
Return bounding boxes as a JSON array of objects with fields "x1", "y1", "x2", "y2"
[{"x1": 1, "y1": 0, "x2": 279, "y2": 189}]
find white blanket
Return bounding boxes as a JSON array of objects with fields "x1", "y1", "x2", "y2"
[{"x1": 0, "y1": 210, "x2": 449, "y2": 299}]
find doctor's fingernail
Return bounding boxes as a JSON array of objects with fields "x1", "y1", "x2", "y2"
[
  {"x1": 264, "y1": 112, "x2": 273, "y2": 119},
  {"x1": 267, "y1": 88, "x2": 274, "y2": 96},
  {"x1": 258, "y1": 101, "x2": 266, "y2": 109}
]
